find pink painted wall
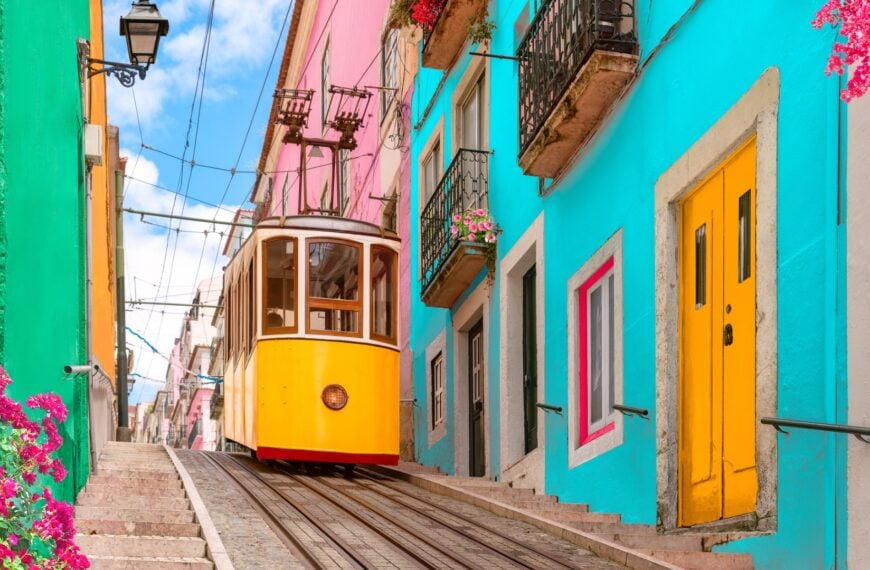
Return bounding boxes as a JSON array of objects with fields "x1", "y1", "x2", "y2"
[{"x1": 187, "y1": 387, "x2": 215, "y2": 451}]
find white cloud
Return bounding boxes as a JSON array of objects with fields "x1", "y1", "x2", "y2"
[
  {"x1": 105, "y1": 0, "x2": 290, "y2": 130},
  {"x1": 121, "y1": 151, "x2": 237, "y2": 404}
]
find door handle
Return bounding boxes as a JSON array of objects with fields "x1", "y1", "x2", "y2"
[
  {"x1": 724, "y1": 323, "x2": 734, "y2": 346},
  {"x1": 474, "y1": 400, "x2": 483, "y2": 413}
]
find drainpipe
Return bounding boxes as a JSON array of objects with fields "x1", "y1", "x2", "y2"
[
  {"x1": 85, "y1": 166, "x2": 99, "y2": 474},
  {"x1": 115, "y1": 169, "x2": 132, "y2": 441}
]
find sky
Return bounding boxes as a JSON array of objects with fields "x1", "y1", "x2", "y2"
[{"x1": 102, "y1": 0, "x2": 293, "y2": 404}]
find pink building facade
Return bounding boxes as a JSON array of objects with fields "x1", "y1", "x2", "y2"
[{"x1": 253, "y1": 1, "x2": 419, "y2": 458}]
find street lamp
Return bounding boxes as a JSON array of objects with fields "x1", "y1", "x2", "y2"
[{"x1": 83, "y1": 0, "x2": 169, "y2": 88}]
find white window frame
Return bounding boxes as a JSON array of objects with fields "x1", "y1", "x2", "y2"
[
  {"x1": 380, "y1": 28, "x2": 399, "y2": 123},
  {"x1": 567, "y1": 229, "x2": 624, "y2": 468},
  {"x1": 321, "y1": 38, "x2": 330, "y2": 129},
  {"x1": 432, "y1": 353, "x2": 445, "y2": 427},
  {"x1": 425, "y1": 331, "x2": 448, "y2": 446},
  {"x1": 339, "y1": 149, "x2": 350, "y2": 213}
]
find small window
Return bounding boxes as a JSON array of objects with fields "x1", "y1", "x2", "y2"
[
  {"x1": 422, "y1": 141, "x2": 441, "y2": 202},
  {"x1": 695, "y1": 224, "x2": 706, "y2": 308},
  {"x1": 233, "y1": 278, "x2": 241, "y2": 362},
  {"x1": 380, "y1": 29, "x2": 399, "y2": 122},
  {"x1": 307, "y1": 240, "x2": 362, "y2": 335},
  {"x1": 579, "y1": 256, "x2": 617, "y2": 445},
  {"x1": 321, "y1": 38, "x2": 330, "y2": 127},
  {"x1": 247, "y1": 260, "x2": 255, "y2": 353},
  {"x1": 431, "y1": 352, "x2": 445, "y2": 428},
  {"x1": 371, "y1": 246, "x2": 397, "y2": 343},
  {"x1": 263, "y1": 238, "x2": 297, "y2": 334},
  {"x1": 339, "y1": 149, "x2": 350, "y2": 213},
  {"x1": 738, "y1": 190, "x2": 751, "y2": 283},
  {"x1": 224, "y1": 282, "x2": 232, "y2": 361}
]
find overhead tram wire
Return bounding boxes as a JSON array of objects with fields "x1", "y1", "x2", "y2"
[{"x1": 138, "y1": 0, "x2": 216, "y2": 375}]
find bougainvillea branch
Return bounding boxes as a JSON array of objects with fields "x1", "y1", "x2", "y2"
[
  {"x1": 0, "y1": 366, "x2": 90, "y2": 569},
  {"x1": 813, "y1": 0, "x2": 870, "y2": 101}
]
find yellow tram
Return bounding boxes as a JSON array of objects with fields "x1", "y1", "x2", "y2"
[{"x1": 222, "y1": 215, "x2": 400, "y2": 465}]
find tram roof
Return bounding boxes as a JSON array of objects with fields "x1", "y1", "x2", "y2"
[{"x1": 255, "y1": 216, "x2": 400, "y2": 241}]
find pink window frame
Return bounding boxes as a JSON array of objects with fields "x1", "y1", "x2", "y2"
[{"x1": 578, "y1": 255, "x2": 616, "y2": 447}]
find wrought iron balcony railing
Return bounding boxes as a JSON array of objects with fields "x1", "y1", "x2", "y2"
[
  {"x1": 420, "y1": 149, "x2": 489, "y2": 294},
  {"x1": 517, "y1": 0, "x2": 637, "y2": 157}
]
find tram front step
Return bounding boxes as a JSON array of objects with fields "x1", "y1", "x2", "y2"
[
  {"x1": 76, "y1": 493, "x2": 190, "y2": 511},
  {"x1": 76, "y1": 535, "x2": 207, "y2": 558},
  {"x1": 87, "y1": 555, "x2": 213, "y2": 569},
  {"x1": 636, "y1": 550, "x2": 754, "y2": 570},
  {"x1": 83, "y1": 482, "x2": 187, "y2": 498},
  {"x1": 75, "y1": 519, "x2": 201, "y2": 538},
  {"x1": 75, "y1": 507, "x2": 196, "y2": 524}
]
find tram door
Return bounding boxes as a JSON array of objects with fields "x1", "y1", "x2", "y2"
[{"x1": 468, "y1": 319, "x2": 485, "y2": 477}]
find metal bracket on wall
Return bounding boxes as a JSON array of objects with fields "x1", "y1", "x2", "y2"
[{"x1": 535, "y1": 402, "x2": 563, "y2": 415}]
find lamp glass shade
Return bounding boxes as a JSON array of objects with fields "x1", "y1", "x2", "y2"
[{"x1": 120, "y1": 1, "x2": 169, "y2": 66}]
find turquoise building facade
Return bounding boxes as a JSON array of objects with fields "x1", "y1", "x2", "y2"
[{"x1": 408, "y1": 0, "x2": 851, "y2": 567}]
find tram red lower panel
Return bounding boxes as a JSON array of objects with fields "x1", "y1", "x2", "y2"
[{"x1": 256, "y1": 447, "x2": 399, "y2": 465}]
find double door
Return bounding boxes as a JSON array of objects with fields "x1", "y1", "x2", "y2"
[{"x1": 679, "y1": 138, "x2": 758, "y2": 526}]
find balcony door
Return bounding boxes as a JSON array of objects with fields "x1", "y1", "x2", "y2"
[{"x1": 459, "y1": 76, "x2": 486, "y2": 212}]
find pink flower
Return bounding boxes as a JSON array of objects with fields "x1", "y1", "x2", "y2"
[
  {"x1": 464, "y1": 217, "x2": 472, "y2": 225},
  {"x1": 485, "y1": 232, "x2": 496, "y2": 243},
  {"x1": 3, "y1": 478, "x2": 18, "y2": 499},
  {"x1": 452, "y1": 214, "x2": 462, "y2": 223},
  {"x1": 481, "y1": 221, "x2": 493, "y2": 230},
  {"x1": 813, "y1": 0, "x2": 870, "y2": 101},
  {"x1": 450, "y1": 224, "x2": 458, "y2": 236},
  {"x1": 473, "y1": 208, "x2": 486, "y2": 216},
  {"x1": 8, "y1": 535, "x2": 17, "y2": 547},
  {"x1": 467, "y1": 232, "x2": 477, "y2": 241},
  {"x1": 468, "y1": 223, "x2": 478, "y2": 232}
]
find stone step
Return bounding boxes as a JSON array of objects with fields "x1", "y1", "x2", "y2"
[
  {"x1": 97, "y1": 468, "x2": 180, "y2": 481},
  {"x1": 567, "y1": 521, "x2": 658, "y2": 535},
  {"x1": 98, "y1": 462, "x2": 176, "y2": 471},
  {"x1": 77, "y1": 535, "x2": 207, "y2": 559},
  {"x1": 88, "y1": 475, "x2": 184, "y2": 490},
  {"x1": 597, "y1": 532, "x2": 704, "y2": 552},
  {"x1": 102, "y1": 442, "x2": 166, "y2": 450},
  {"x1": 75, "y1": 519, "x2": 201, "y2": 538},
  {"x1": 637, "y1": 550, "x2": 754, "y2": 569},
  {"x1": 525, "y1": 509, "x2": 618, "y2": 523},
  {"x1": 74, "y1": 507, "x2": 196, "y2": 525},
  {"x1": 87, "y1": 556, "x2": 213, "y2": 570},
  {"x1": 76, "y1": 493, "x2": 190, "y2": 511},
  {"x1": 84, "y1": 483, "x2": 187, "y2": 499}
]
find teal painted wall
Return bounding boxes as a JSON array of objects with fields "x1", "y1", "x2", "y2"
[
  {"x1": 0, "y1": 2, "x2": 92, "y2": 502},
  {"x1": 409, "y1": 0, "x2": 847, "y2": 566}
]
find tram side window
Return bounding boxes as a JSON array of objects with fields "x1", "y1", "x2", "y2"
[
  {"x1": 263, "y1": 238, "x2": 297, "y2": 333},
  {"x1": 371, "y1": 246, "x2": 397, "y2": 343},
  {"x1": 308, "y1": 241, "x2": 361, "y2": 335},
  {"x1": 247, "y1": 259, "x2": 255, "y2": 351},
  {"x1": 225, "y1": 283, "x2": 232, "y2": 362}
]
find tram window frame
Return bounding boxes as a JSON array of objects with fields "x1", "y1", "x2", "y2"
[
  {"x1": 370, "y1": 245, "x2": 398, "y2": 345},
  {"x1": 306, "y1": 238, "x2": 363, "y2": 338},
  {"x1": 224, "y1": 281, "x2": 232, "y2": 363},
  {"x1": 262, "y1": 237, "x2": 299, "y2": 336},
  {"x1": 233, "y1": 276, "x2": 241, "y2": 365},
  {"x1": 247, "y1": 258, "x2": 255, "y2": 355},
  {"x1": 241, "y1": 265, "x2": 248, "y2": 358}
]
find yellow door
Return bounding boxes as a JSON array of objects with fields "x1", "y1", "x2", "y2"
[{"x1": 679, "y1": 138, "x2": 757, "y2": 526}]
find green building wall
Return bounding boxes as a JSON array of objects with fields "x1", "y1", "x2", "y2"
[{"x1": 0, "y1": 1, "x2": 93, "y2": 501}]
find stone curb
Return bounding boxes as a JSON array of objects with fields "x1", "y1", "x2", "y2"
[
  {"x1": 165, "y1": 446, "x2": 234, "y2": 570},
  {"x1": 370, "y1": 465, "x2": 685, "y2": 570}
]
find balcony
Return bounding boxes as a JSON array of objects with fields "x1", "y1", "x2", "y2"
[
  {"x1": 517, "y1": 0, "x2": 638, "y2": 178},
  {"x1": 422, "y1": 0, "x2": 489, "y2": 69},
  {"x1": 188, "y1": 418, "x2": 202, "y2": 449},
  {"x1": 210, "y1": 384, "x2": 224, "y2": 420},
  {"x1": 421, "y1": 149, "x2": 489, "y2": 308}
]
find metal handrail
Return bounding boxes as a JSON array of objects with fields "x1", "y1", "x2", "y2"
[
  {"x1": 535, "y1": 402, "x2": 563, "y2": 414},
  {"x1": 420, "y1": 148, "x2": 490, "y2": 293},
  {"x1": 517, "y1": 0, "x2": 638, "y2": 156},
  {"x1": 760, "y1": 417, "x2": 870, "y2": 443},
  {"x1": 612, "y1": 404, "x2": 648, "y2": 418}
]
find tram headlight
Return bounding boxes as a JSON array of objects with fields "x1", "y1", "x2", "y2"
[{"x1": 321, "y1": 384, "x2": 348, "y2": 410}]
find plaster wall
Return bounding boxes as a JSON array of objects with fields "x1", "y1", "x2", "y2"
[
  {"x1": 0, "y1": 1, "x2": 93, "y2": 501},
  {"x1": 847, "y1": 75, "x2": 870, "y2": 569},
  {"x1": 409, "y1": 0, "x2": 845, "y2": 566}
]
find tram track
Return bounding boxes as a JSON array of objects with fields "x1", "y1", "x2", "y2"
[
  {"x1": 202, "y1": 452, "x2": 367, "y2": 569},
  {"x1": 279, "y1": 463, "x2": 581, "y2": 570}
]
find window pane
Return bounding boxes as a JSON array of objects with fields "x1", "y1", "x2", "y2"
[
  {"x1": 309, "y1": 309, "x2": 359, "y2": 333},
  {"x1": 308, "y1": 242, "x2": 359, "y2": 301},
  {"x1": 589, "y1": 285, "x2": 603, "y2": 425},
  {"x1": 607, "y1": 273, "x2": 615, "y2": 414},
  {"x1": 738, "y1": 190, "x2": 751, "y2": 282},
  {"x1": 371, "y1": 247, "x2": 396, "y2": 339},
  {"x1": 264, "y1": 240, "x2": 296, "y2": 331},
  {"x1": 695, "y1": 224, "x2": 706, "y2": 308}
]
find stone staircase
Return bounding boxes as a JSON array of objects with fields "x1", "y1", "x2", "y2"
[
  {"x1": 75, "y1": 442, "x2": 213, "y2": 569},
  {"x1": 384, "y1": 465, "x2": 754, "y2": 570}
]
